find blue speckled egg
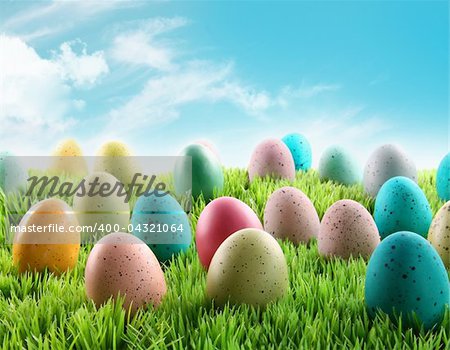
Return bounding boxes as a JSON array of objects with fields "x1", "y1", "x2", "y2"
[
  {"x1": 131, "y1": 193, "x2": 191, "y2": 261},
  {"x1": 374, "y1": 176, "x2": 432, "y2": 239},
  {"x1": 437, "y1": 153, "x2": 450, "y2": 201},
  {"x1": 281, "y1": 133, "x2": 312, "y2": 171},
  {"x1": 0, "y1": 151, "x2": 27, "y2": 194},
  {"x1": 318, "y1": 146, "x2": 361, "y2": 186},
  {"x1": 365, "y1": 231, "x2": 449, "y2": 330}
]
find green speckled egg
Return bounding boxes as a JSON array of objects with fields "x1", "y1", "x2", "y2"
[
  {"x1": 206, "y1": 228, "x2": 289, "y2": 307},
  {"x1": 365, "y1": 231, "x2": 449, "y2": 330},
  {"x1": 318, "y1": 146, "x2": 361, "y2": 186},
  {"x1": 174, "y1": 144, "x2": 224, "y2": 201}
]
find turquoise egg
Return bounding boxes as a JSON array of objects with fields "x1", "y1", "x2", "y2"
[
  {"x1": 174, "y1": 144, "x2": 224, "y2": 201},
  {"x1": 365, "y1": 231, "x2": 449, "y2": 330},
  {"x1": 0, "y1": 151, "x2": 27, "y2": 194},
  {"x1": 281, "y1": 133, "x2": 312, "y2": 171},
  {"x1": 437, "y1": 153, "x2": 450, "y2": 201},
  {"x1": 318, "y1": 146, "x2": 361, "y2": 186},
  {"x1": 374, "y1": 176, "x2": 432, "y2": 239},
  {"x1": 131, "y1": 193, "x2": 192, "y2": 261}
]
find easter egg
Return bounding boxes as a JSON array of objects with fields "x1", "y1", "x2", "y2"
[
  {"x1": 50, "y1": 139, "x2": 88, "y2": 176},
  {"x1": 206, "y1": 228, "x2": 289, "y2": 307},
  {"x1": 365, "y1": 231, "x2": 449, "y2": 330},
  {"x1": 263, "y1": 186, "x2": 319, "y2": 244},
  {"x1": 195, "y1": 140, "x2": 220, "y2": 161},
  {"x1": 94, "y1": 141, "x2": 139, "y2": 185},
  {"x1": 0, "y1": 152, "x2": 27, "y2": 194},
  {"x1": 196, "y1": 196, "x2": 262, "y2": 268},
  {"x1": 436, "y1": 153, "x2": 450, "y2": 201},
  {"x1": 131, "y1": 193, "x2": 191, "y2": 261},
  {"x1": 363, "y1": 144, "x2": 417, "y2": 197},
  {"x1": 174, "y1": 144, "x2": 224, "y2": 201},
  {"x1": 248, "y1": 139, "x2": 295, "y2": 182},
  {"x1": 428, "y1": 201, "x2": 450, "y2": 268},
  {"x1": 318, "y1": 146, "x2": 361, "y2": 186},
  {"x1": 85, "y1": 232, "x2": 167, "y2": 315},
  {"x1": 374, "y1": 176, "x2": 432, "y2": 239},
  {"x1": 73, "y1": 172, "x2": 130, "y2": 242},
  {"x1": 281, "y1": 133, "x2": 312, "y2": 171},
  {"x1": 318, "y1": 199, "x2": 380, "y2": 259},
  {"x1": 13, "y1": 198, "x2": 80, "y2": 274}
]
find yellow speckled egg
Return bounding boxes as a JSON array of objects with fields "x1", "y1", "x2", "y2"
[
  {"x1": 13, "y1": 198, "x2": 80, "y2": 274},
  {"x1": 94, "y1": 141, "x2": 138, "y2": 185},
  {"x1": 50, "y1": 139, "x2": 88, "y2": 176},
  {"x1": 428, "y1": 201, "x2": 450, "y2": 268}
]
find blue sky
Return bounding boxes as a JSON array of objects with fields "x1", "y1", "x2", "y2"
[{"x1": 0, "y1": 0, "x2": 448, "y2": 168}]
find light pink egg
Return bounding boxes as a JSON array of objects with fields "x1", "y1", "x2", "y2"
[
  {"x1": 318, "y1": 200, "x2": 380, "y2": 259},
  {"x1": 85, "y1": 232, "x2": 167, "y2": 315},
  {"x1": 196, "y1": 196, "x2": 263, "y2": 269},
  {"x1": 264, "y1": 186, "x2": 320, "y2": 244},
  {"x1": 248, "y1": 138, "x2": 295, "y2": 182},
  {"x1": 195, "y1": 139, "x2": 220, "y2": 161}
]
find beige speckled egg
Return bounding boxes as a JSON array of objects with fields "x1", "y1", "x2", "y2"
[
  {"x1": 248, "y1": 139, "x2": 295, "y2": 182},
  {"x1": 206, "y1": 228, "x2": 289, "y2": 307},
  {"x1": 13, "y1": 198, "x2": 80, "y2": 274},
  {"x1": 85, "y1": 232, "x2": 167, "y2": 315},
  {"x1": 428, "y1": 201, "x2": 450, "y2": 268},
  {"x1": 264, "y1": 186, "x2": 320, "y2": 244},
  {"x1": 73, "y1": 172, "x2": 130, "y2": 242},
  {"x1": 318, "y1": 199, "x2": 380, "y2": 259}
]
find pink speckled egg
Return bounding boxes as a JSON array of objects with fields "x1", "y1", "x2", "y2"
[
  {"x1": 195, "y1": 139, "x2": 220, "y2": 161},
  {"x1": 196, "y1": 196, "x2": 263, "y2": 269},
  {"x1": 85, "y1": 232, "x2": 167, "y2": 315},
  {"x1": 318, "y1": 200, "x2": 380, "y2": 259},
  {"x1": 248, "y1": 138, "x2": 295, "y2": 182},
  {"x1": 264, "y1": 187, "x2": 320, "y2": 244}
]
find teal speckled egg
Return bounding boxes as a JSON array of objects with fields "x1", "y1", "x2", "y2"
[
  {"x1": 374, "y1": 176, "x2": 432, "y2": 239},
  {"x1": 281, "y1": 133, "x2": 312, "y2": 171},
  {"x1": 436, "y1": 153, "x2": 450, "y2": 201},
  {"x1": 318, "y1": 146, "x2": 361, "y2": 186},
  {"x1": 131, "y1": 193, "x2": 191, "y2": 261},
  {"x1": 365, "y1": 231, "x2": 449, "y2": 330},
  {"x1": 174, "y1": 144, "x2": 224, "y2": 201}
]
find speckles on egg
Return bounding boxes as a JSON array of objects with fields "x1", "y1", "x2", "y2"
[
  {"x1": 264, "y1": 186, "x2": 319, "y2": 244},
  {"x1": 318, "y1": 199, "x2": 380, "y2": 259},
  {"x1": 363, "y1": 144, "x2": 417, "y2": 197},
  {"x1": 436, "y1": 153, "x2": 450, "y2": 201},
  {"x1": 428, "y1": 201, "x2": 450, "y2": 268},
  {"x1": 131, "y1": 193, "x2": 192, "y2": 262},
  {"x1": 374, "y1": 176, "x2": 432, "y2": 240},
  {"x1": 85, "y1": 232, "x2": 167, "y2": 315},
  {"x1": 281, "y1": 133, "x2": 312, "y2": 171},
  {"x1": 365, "y1": 231, "x2": 449, "y2": 330},
  {"x1": 318, "y1": 146, "x2": 361, "y2": 186},
  {"x1": 248, "y1": 138, "x2": 295, "y2": 182},
  {"x1": 50, "y1": 139, "x2": 88, "y2": 176},
  {"x1": 206, "y1": 228, "x2": 289, "y2": 307}
]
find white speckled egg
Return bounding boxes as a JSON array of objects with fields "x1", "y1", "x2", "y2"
[
  {"x1": 428, "y1": 201, "x2": 450, "y2": 268},
  {"x1": 85, "y1": 232, "x2": 167, "y2": 315},
  {"x1": 206, "y1": 228, "x2": 289, "y2": 307},
  {"x1": 318, "y1": 199, "x2": 380, "y2": 259},
  {"x1": 248, "y1": 139, "x2": 295, "y2": 182},
  {"x1": 264, "y1": 186, "x2": 320, "y2": 244},
  {"x1": 363, "y1": 144, "x2": 417, "y2": 197}
]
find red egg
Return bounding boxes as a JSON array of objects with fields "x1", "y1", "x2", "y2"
[
  {"x1": 248, "y1": 138, "x2": 295, "y2": 182},
  {"x1": 196, "y1": 197, "x2": 263, "y2": 268}
]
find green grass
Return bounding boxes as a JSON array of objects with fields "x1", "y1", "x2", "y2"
[{"x1": 0, "y1": 169, "x2": 448, "y2": 349}]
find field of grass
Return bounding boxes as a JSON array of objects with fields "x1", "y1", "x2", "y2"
[{"x1": 0, "y1": 168, "x2": 448, "y2": 349}]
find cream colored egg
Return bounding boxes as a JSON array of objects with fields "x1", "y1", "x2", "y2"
[{"x1": 428, "y1": 201, "x2": 450, "y2": 268}]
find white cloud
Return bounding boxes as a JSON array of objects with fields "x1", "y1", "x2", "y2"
[
  {"x1": 110, "y1": 17, "x2": 188, "y2": 71},
  {"x1": 53, "y1": 40, "x2": 109, "y2": 88},
  {"x1": 0, "y1": 35, "x2": 108, "y2": 153}
]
